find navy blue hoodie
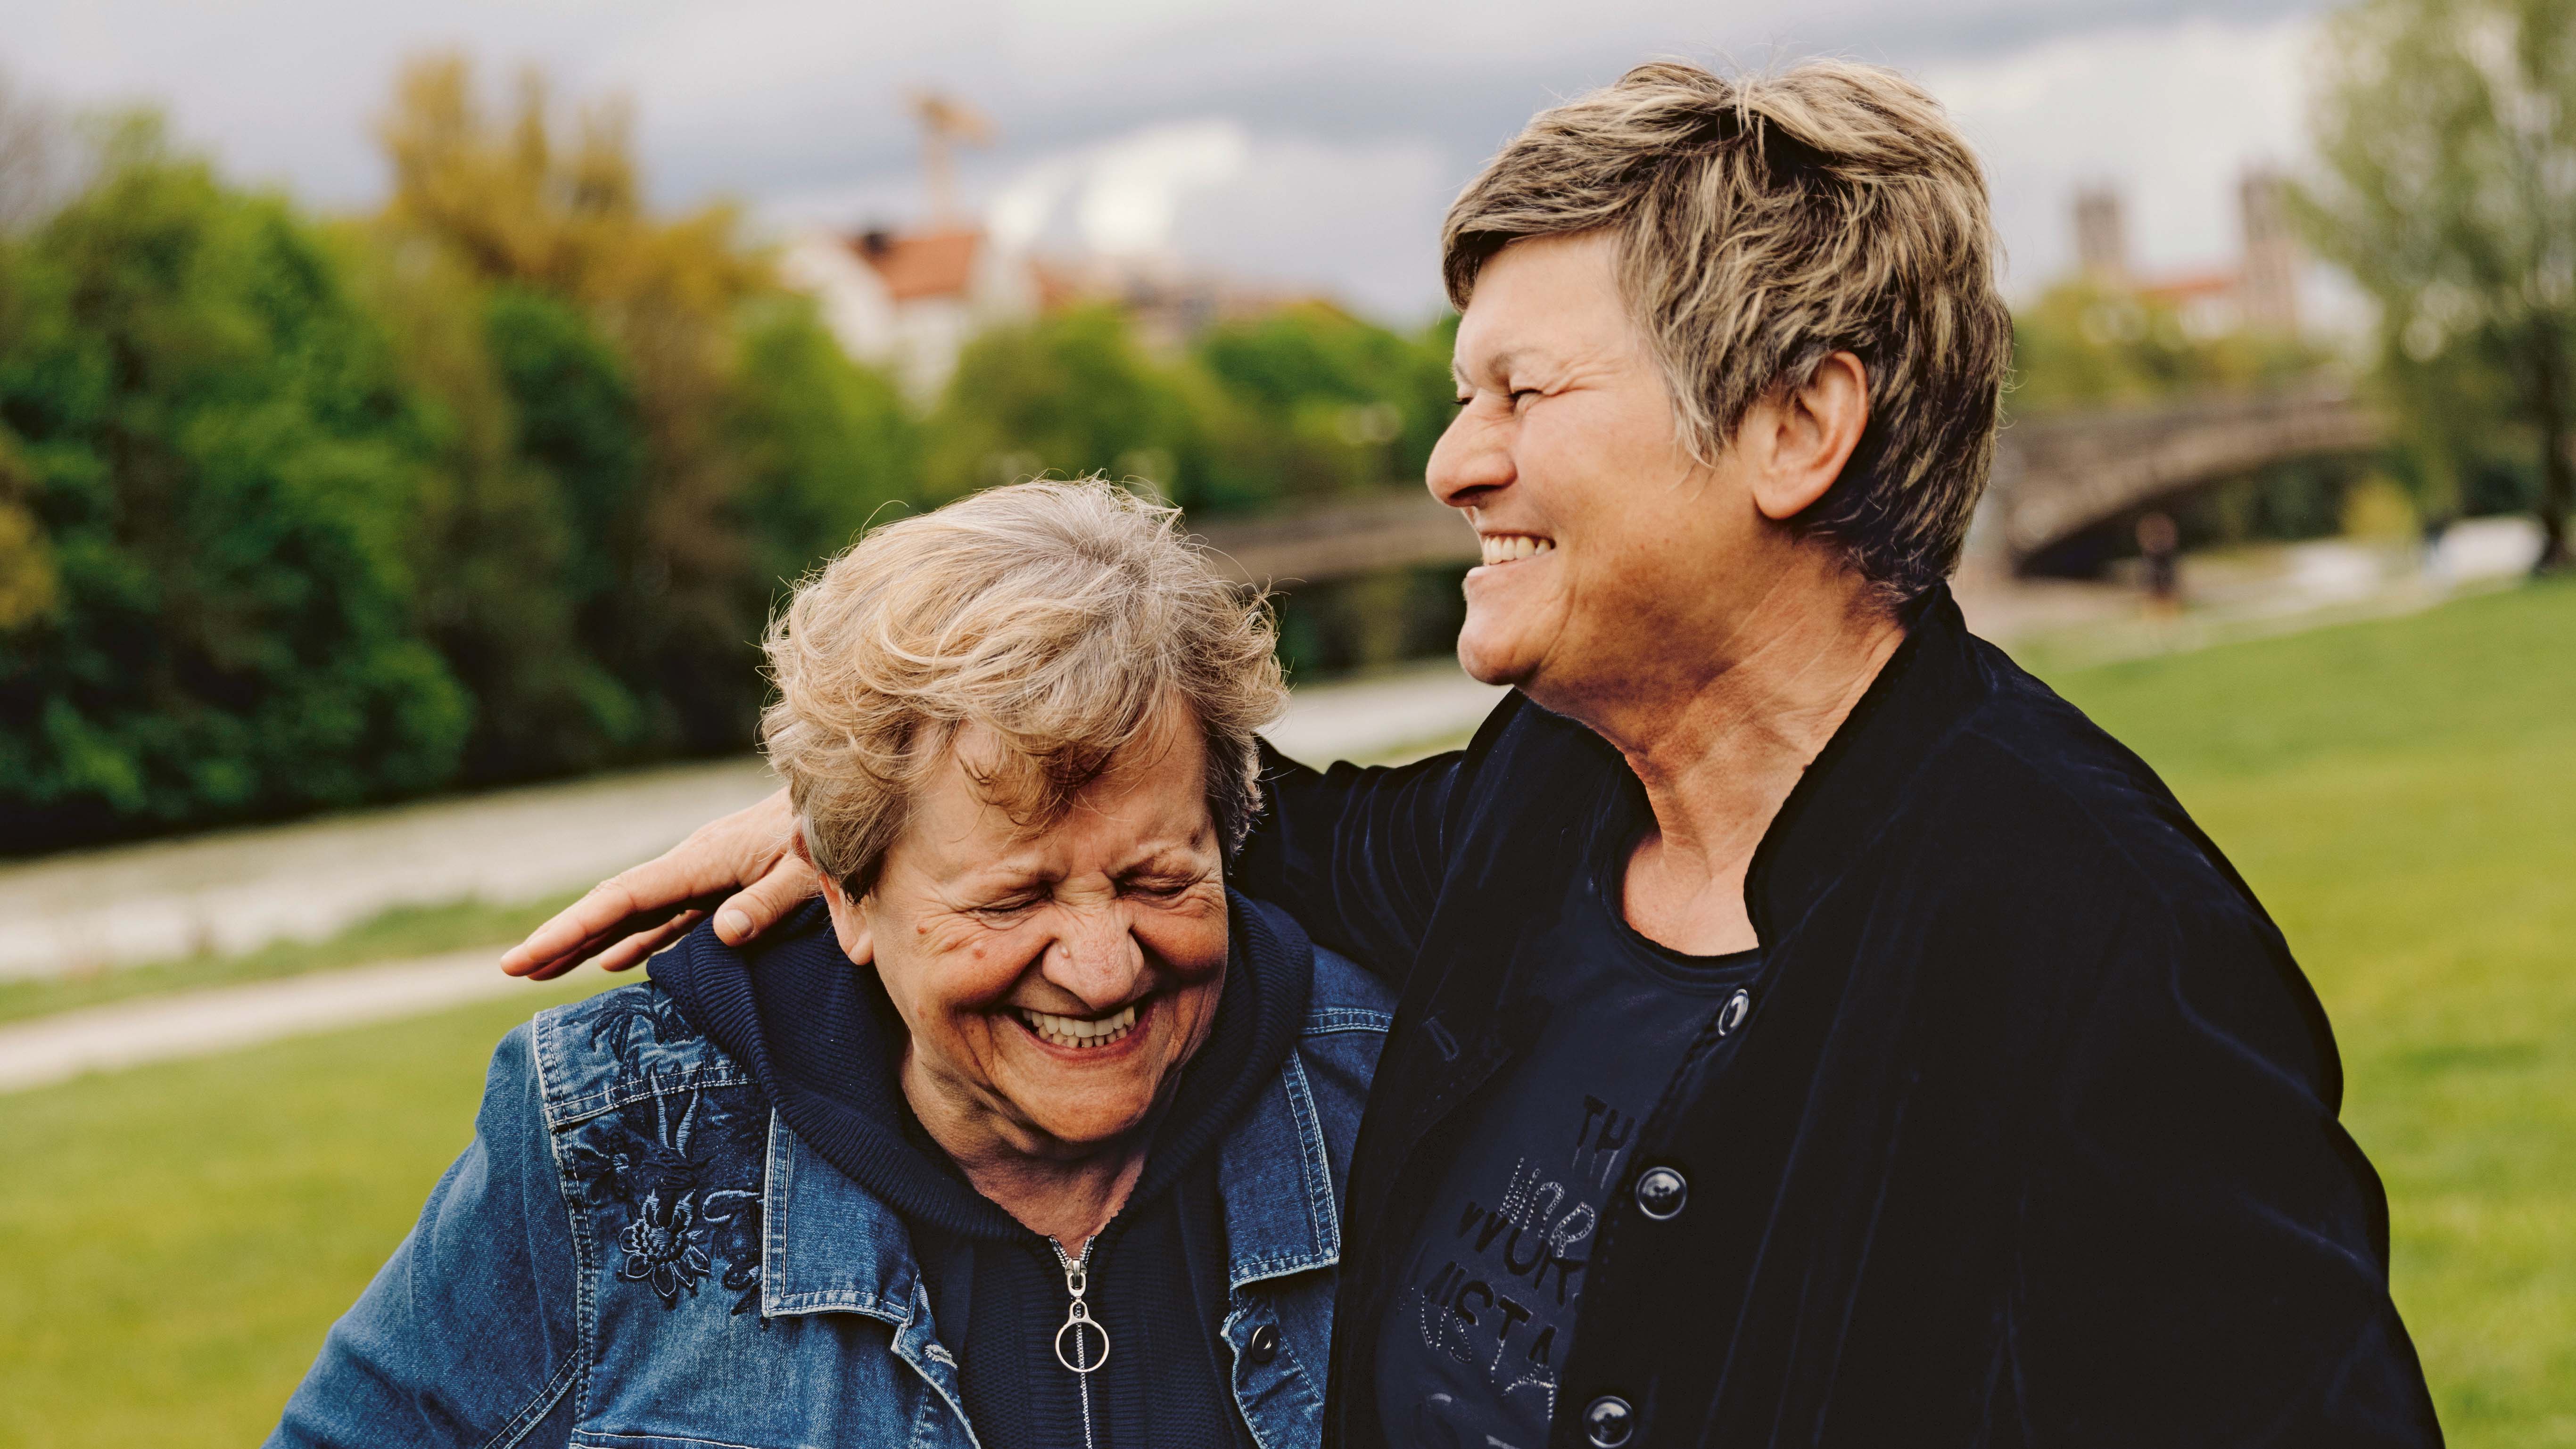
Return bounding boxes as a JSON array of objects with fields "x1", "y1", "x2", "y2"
[{"x1": 652, "y1": 890, "x2": 1311, "y2": 1449}]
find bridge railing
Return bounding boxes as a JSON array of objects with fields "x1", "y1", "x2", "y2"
[{"x1": 1985, "y1": 386, "x2": 2383, "y2": 563}]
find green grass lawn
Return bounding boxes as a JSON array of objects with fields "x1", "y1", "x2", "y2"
[
  {"x1": 1, "y1": 581, "x2": 2569, "y2": 1447},
  {"x1": 0, "y1": 979, "x2": 621, "y2": 1449},
  {"x1": 2038, "y1": 579, "x2": 2576, "y2": 1445}
]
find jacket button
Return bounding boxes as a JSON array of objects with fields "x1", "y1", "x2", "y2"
[
  {"x1": 1583, "y1": 1394, "x2": 1635, "y2": 1447},
  {"x1": 1717, "y1": 987, "x2": 1751, "y2": 1035},
  {"x1": 1245, "y1": 1324, "x2": 1280, "y2": 1365},
  {"x1": 1634, "y1": 1165, "x2": 1688, "y2": 1220}
]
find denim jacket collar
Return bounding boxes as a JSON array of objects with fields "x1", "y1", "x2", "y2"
[{"x1": 759, "y1": 1045, "x2": 1342, "y2": 1323}]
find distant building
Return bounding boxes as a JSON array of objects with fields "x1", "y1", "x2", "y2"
[
  {"x1": 2071, "y1": 168, "x2": 2304, "y2": 337},
  {"x1": 778, "y1": 225, "x2": 1041, "y2": 399},
  {"x1": 782, "y1": 220, "x2": 1328, "y2": 392},
  {"x1": 1045, "y1": 254, "x2": 1322, "y2": 355},
  {"x1": 2233, "y1": 169, "x2": 2302, "y2": 334},
  {"x1": 2073, "y1": 184, "x2": 2130, "y2": 284},
  {"x1": 2136, "y1": 266, "x2": 2244, "y2": 339}
]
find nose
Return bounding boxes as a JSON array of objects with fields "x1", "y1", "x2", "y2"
[
  {"x1": 1427, "y1": 403, "x2": 1514, "y2": 511},
  {"x1": 1040, "y1": 903, "x2": 1149, "y2": 1012}
]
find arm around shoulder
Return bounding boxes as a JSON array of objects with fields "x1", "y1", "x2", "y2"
[
  {"x1": 1234, "y1": 692, "x2": 1528, "y2": 977},
  {"x1": 267, "y1": 1023, "x2": 582, "y2": 1449}
]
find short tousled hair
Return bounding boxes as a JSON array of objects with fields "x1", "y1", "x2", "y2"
[
  {"x1": 761, "y1": 479, "x2": 1287, "y2": 897},
  {"x1": 1442, "y1": 59, "x2": 2012, "y2": 601}
]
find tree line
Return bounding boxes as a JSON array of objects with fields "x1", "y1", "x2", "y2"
[
  {"x1": 13, "y1": 0, "x2": 2570, "y2": 852},
  {"x1": 0, "y1": 58, "x2": 1455, "y2": 852}
]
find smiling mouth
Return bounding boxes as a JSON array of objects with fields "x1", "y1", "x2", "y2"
[
  {"x1": 1015, "y1": 1002, "x2": 1141, "y2": 1050},
  {"x1": 1477, "y1": 533, "x2": 1554, "y2": 566}
]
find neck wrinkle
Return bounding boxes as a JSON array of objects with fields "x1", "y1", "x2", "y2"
[
  {"x1": 1593, "y1": 580, "x2": 1908, "y2": 952},
  {"x1": 903, "y1": 1047, "x2": 1156, "y2": 1246}
]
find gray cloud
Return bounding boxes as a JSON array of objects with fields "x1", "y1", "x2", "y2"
[{"x1": 1, "y1": 0, "x2": 2341, "y2": 318}]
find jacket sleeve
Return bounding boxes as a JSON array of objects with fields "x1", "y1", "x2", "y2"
[
  {"x1": 267, "y1": 1023, "x2": 582, "y2": 1449},
  {"x1": 1232, "y1": 692, "x2": 1518, "y2": 984},
  {"x1": 2014, "y1": 889, "x2": 2442, "y2": 1445}
]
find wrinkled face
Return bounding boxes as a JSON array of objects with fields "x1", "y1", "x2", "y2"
[
  {"x1": 1432, "y1": 231, "x2": 1783, "y2": 710},
  {"x1": 821, "y1": 705, "x2": 1230, "y2": 1160}
]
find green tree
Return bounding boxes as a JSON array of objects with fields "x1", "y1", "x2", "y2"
[
  {"x1": 0, "y1": 60, "x2": 930, "y2": 848},
  {"x1": 0, "y1": 120, "x2": 469, "y2": 848},
  {"x1": 729, "y1": 295, "x2": 919, "y2": 593},
  {"x1": 1193, "y1": 301, "x2": 1456, "y2": 504},
  {"x1": 345, "y1": 243, "x2": 654, "y2": 783},
  {"x1": 374, "y1": 54, "x2": 780, "y2": 752},
  {"x1": 2008, "y1": 277, "x2": 2322, "y2": 416},
  {"x1": 373, "y1": 54, "x2": 920, "y2": 754},
  {"x1": 923, "y1": 305, "x2": 1196, "y2": 501},
  {"x1": 477, "y1": 283, "x2": 658, "y2": 771},
  {"x1": 2304, "y1": 0, "x2": 2576, "y2": 568}
]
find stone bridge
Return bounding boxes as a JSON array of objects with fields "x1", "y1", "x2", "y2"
[
  {"x1": 1191, "y1": 386, "x2": 2385, "y2": 584},
  {"x1": 1981, "y1": 387, "x2": 2384, "y2": 566}
]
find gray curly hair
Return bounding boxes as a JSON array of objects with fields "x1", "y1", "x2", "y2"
[{"x1": 760, "y1": 479, "x2": 1287, "y2": 896}]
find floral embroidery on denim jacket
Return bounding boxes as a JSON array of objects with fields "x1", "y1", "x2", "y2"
[
  {"x1": 560, "y1": 984, "x2": 768, "y2": 1316},
  {"x1": 268, "y1": 924, "x2": 1393, "y2": 1449}
]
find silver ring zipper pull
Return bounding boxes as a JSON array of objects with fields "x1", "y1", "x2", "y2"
[{"x1": 1052, "y1": 1242, "x2": 1111, "y2": 1375}]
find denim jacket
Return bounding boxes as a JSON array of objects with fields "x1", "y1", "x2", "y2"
[{"x1": 269, "y1": 937, "x2": 1391, "y2": 1449}]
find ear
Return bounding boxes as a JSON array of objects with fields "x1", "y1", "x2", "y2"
[
  {"x1": 1747, "y1": 351, "x2": 1869, "y2": 523},
  {"x1": 793, "y1": 829, "x2": 876, "y2": 966}
]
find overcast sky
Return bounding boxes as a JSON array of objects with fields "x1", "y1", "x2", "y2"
[{"x1": 1, "y1": 0, "x2": 2338, "y2": 320}]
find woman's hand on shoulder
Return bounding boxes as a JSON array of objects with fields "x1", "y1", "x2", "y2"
[{"x1": 499, "y1": 787, "x2": 821, "y2": 980}]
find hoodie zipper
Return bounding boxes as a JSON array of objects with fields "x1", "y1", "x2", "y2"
[{"x1": 1051, "y1": 1236, "x2": 1107, "y2": 1449}]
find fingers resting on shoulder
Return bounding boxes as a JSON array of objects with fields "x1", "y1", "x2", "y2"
[{"x1": 497, "y1": 787, "x2": 821, "y2": 980}]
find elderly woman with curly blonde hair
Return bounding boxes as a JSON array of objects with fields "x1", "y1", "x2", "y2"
[{"x1": 270, "y1": 480, "x2": 1390, "y2": 1449}]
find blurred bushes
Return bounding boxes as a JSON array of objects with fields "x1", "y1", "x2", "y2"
[
  {"x1": 2008, "y1": 278, "x2": 2324, "y2": 417},
  {"x1": 0, "y1": 63, "x2": 931, "y2": 852},
  {"x1": 1189, "y1": 301, "x2": 1457, "y2": 511},
  {"x1": 0, "y1": 59, "x2": 1455, "y2": 852},
  {"x1": 0, "y1": 118, "x2": 471, "y2": 846},
  {"x1": 923, "y1": 298, "x2": 1455, "y2": 515},
  {"x1": 926, "y1": 304, "x2": 1198, "y2": 502}
]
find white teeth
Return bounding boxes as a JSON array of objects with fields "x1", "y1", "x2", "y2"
[
  {"x1": 1017, "y1": 1003, "x2": 1139, "y2": 1050},
  {"x1": 1478, "y1": 534, "x2": 1553, "y2": 566}
]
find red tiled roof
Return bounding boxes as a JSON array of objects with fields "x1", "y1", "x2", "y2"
[
  {"x1": 848, "y1": 228, "x2": 981, "y2": 303},
  {"x1": 2138, "y1": 269, "x2": 2238, "y2": 304}
]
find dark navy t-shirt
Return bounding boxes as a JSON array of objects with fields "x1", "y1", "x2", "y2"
[{"x1": 1374, "y1": 778, "x2": 1762, "y2": 1449}]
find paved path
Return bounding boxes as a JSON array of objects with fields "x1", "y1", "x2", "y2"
[
  {"x1": 0, "y1": 760, "x2": 782, "y2": 982},
  {"x1": 0, "y1": 950, "x2": 604, "y2": 1094},
  {"x1": 1263, "y1": 666, "x2": 1508, "y2": 764},
  {"x1": 0, "y1": 666, "x2": 1511, "y2": 1093},
  {"x1": 0, "y1": 667, "x2": 1511, "y2": 984}
]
